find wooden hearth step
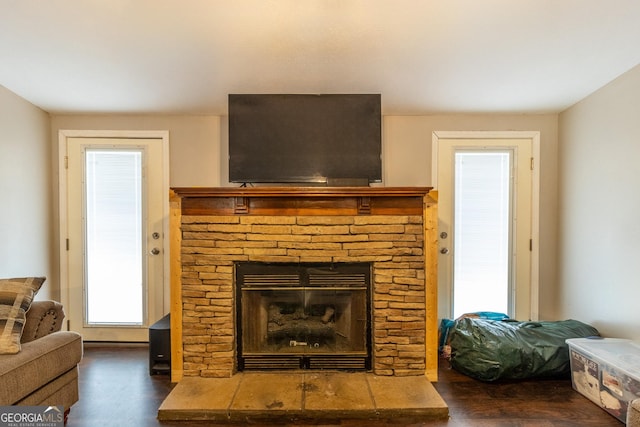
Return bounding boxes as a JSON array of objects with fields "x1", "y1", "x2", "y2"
[{"x1": 158, "y1": 372, "x2": 448, "y2": 424}]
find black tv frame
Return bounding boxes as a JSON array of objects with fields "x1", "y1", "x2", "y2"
[{"x1": 228, "y1": 94, "x2": 382, "y2": 185}]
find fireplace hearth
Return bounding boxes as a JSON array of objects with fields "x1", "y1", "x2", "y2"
[{"x1": 236, "y1": 262, "x2": 371, "y2": 370}]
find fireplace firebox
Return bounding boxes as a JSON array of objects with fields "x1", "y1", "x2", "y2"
[{"x1": 236, "y1": 262, "x2": 372, "y2": 371}]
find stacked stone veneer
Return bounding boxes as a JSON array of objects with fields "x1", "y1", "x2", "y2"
[{"x1": 180, "y1": 214, "x2": 426, "y2": 378}]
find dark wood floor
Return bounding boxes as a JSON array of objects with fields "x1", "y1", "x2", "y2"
[{"x1": 66, "y1": 344, "x2": 622, "y2": 427}]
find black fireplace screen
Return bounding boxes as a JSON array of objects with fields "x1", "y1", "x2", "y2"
[{"x1": 236, "y1": 262, "x2": 371, "y2": 370}]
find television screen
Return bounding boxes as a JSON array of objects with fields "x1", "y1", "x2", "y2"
[{"x1": 228, "y1": 94, "x2": 382, "y2": 184}]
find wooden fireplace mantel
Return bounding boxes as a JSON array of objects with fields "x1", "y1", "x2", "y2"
[
  {"x1": 171, "y1": 186, "x2": 433, "y2": 216},
  {"x1": 169, "y1": 186, "x2": 439, "y2": 382},
  {"x1": 171, "y1": 186, "x2": 432, "y2": 197}
]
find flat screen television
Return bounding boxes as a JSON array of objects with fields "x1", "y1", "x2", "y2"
[{"x1": 228, "y1": 94, "x2": 382, "y2": 185}]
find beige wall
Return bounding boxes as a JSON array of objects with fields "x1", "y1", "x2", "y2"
[
  {"x1": 382, "y1": 114, "x2": 560, "y2": 320},
  {"x1": 559, "y1": 64, "x2": 640, "y2": 340},
  {"x1": 51, "y1": 115, "x2": 221, "y2": 187},
  {"x1": 0, "y1": 94, "x2": 561, "y2": 321},
  {"x1": 0, "y1": 86, "x2": 54, "y2": 298},
  {"x1": 49, "y1": 113, "x2": 560, "y2": 320},
  {"x1": 8, "y1": 77, "x2": 639, "y2": 338},
  {"x1": 48, "y1": 114, "x2": 220, "y2": 299}
]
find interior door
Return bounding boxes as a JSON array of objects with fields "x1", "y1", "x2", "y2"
[
  {"x1": 64, "y1": 137, "x2": 167, "y2": 341},
  {"x1": 436, "y1": 138, "x2": 533, "y2": 320}
]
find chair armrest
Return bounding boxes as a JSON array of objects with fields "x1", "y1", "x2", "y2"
[{"x1": 20, "y1": 301, "x2": 66, "y2": 344}]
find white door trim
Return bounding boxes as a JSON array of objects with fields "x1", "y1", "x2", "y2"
[
  {"x1": 432, "y1": 130, "x2": 540, "y2": 320},
  {"x1": 58, "y1": 129, "x2": 171, "y2": 327}
]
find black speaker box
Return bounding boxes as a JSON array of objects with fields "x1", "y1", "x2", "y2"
[{"x1": 149, "y1": 313, "x2": 171, "y2": 375}]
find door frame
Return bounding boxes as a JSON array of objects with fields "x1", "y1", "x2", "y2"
[
  {"x1": 431, "y1": 130, "x2": 540, "y2": 320},
  {"x1": 58, "y1": 129, "x2": 171, "y2": 331}
]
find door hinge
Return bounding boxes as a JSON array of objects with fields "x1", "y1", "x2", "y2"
[
  {"x1": 530, "y1": 157, "x2": 534, "y2": 170},
  {"x1": 67, "y1": 319, "x2": 70, "y2": 331},
  {"x1": 64, "y1": 156, "x2": 69, "y2": 169},
  {"x1": 529, "y1": 239, "x2": 533, "y2": 251},
  {"x1": 66, "y1": 239, "x2": 70, "y2": 251}
]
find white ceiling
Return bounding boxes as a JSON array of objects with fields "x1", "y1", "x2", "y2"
[{"x1": 2, "y1": 0, "x2": 640, "y2": 115}]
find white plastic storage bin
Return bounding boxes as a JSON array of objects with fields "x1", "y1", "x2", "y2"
[{"x1": 567, "y1": 338, "x2": 640, "y2": 423}]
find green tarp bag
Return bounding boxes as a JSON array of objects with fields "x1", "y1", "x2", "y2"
[{"x1": 449, "y1": 318, "x2": 600, "y2": 381}]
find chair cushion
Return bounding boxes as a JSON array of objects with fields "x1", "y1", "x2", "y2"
[
  {"x1": 0, "y1": 331, "x2": 82, "y2": 405},
  {"x1": 0, "y1": 277, "x2": 45, "y2": 354}
]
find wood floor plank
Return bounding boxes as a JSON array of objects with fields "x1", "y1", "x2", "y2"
[{"x1": 66, "y1": 345, "x2": 623, "y2": 426}]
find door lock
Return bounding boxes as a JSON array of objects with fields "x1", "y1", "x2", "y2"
[{"x1": 150, "y1": 248, "x2": 160, "y2": 255}]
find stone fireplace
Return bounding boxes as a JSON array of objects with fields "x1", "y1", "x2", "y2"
[{"x1": 169, "y1": 187, "x2": 438, "y2": 382}]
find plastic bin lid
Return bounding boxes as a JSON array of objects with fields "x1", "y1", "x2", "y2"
[{"x1": 567, "y1": 338, "x2": 640, "y2": 376}]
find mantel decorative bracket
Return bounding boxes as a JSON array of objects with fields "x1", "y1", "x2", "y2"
[
  {"x1": 234, "y1": 197, "x2": 249, "y2": 214},
  {"x1": 357, "y1": 196, "x2": 371, "y2": 214}
]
